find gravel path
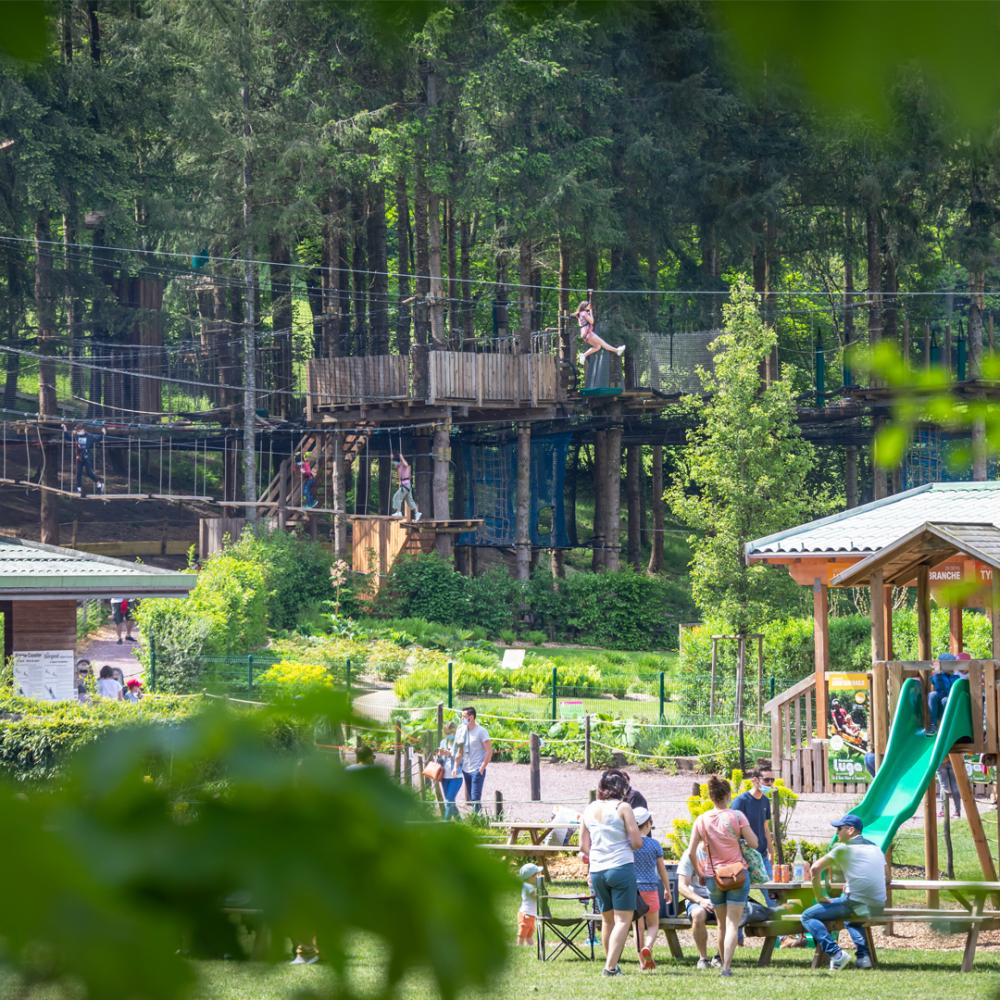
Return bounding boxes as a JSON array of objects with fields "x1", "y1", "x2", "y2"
[{"x1": 79, "y1": 624, "x2": 144, "y2": 682}]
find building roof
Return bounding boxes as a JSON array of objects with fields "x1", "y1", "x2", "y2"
[
  {"x1": 745, "y1": 482, "x2": 1000, "y2": 559},
  {"x1": 831, "y1": 522, "x2": 1000, "y2": 587},
  {"x1": 0, "y1": 538, "x2": 196, "y2": 600}
]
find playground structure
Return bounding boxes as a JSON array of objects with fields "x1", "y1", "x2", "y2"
[{"x1": 750, "y1": 488, "x2": 1000, "y2": 898}]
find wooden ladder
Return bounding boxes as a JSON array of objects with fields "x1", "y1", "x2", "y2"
[{"x1": 258, "y1": 425, "x2": 372, "y2": 521}]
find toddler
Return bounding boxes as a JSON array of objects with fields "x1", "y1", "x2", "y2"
[
  {"x1": 517, "y1": 863, "x2": 543, "y2": 946},
  {"x1": 632, "y1": 807, "x2": 672, "y2": 970}
]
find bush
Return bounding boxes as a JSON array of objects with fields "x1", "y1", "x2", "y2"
[
  {"x1": 365, "y1": 641, "x2": 410, "y2": 682},
  {"x1": 466, "y1": 568, "x2": 521, "y2": 636},
  {"x1": 376, "y1": 555, "x2": 469, "y2": 624},
  {"x1": 256, "y1": 661, "x2": 334, "y2": 701},
  {"x1": 0, "y1": 694, "x2": 201, "y2": 782}
]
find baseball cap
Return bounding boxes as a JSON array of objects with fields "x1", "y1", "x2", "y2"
[
  {"x1": 633, "y1": 806, "x2": 653, "y2": 828},
  {"x1": 831, "y1": 813, "x2": 863, "y2": 832}
]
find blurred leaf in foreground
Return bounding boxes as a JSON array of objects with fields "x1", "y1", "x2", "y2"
[{"x1": 0, "y1": 693, "x2": 510, "y2": 999}]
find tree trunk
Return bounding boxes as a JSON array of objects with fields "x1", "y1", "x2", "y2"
[
  {"x1": 494, "y1": 214, "x2": 509, "y2": 339},
  {"x1": 367, "y1": 181, "x2": 389, "y2": 355},
  {"x1": 626, "y1": 444, "x2": 642, "y2": 569},
  {"x1": 64, "y1": 192, "x2": 84, "y2": 400},
  {"x1": 604, "y1": 415, "x2": 622, "y2": 572},
  {"x1": 332, "y1": 433, "x2": 347, "y2": 558},
  {"x1": 591, "y1": 436, "x2": 605, "y2": 571},
  {"x1": 35, "y1": 212, "x2": 58, "y2": 544},
  {"x1": 268, "y1": 233, "x2": 293, "y2": 417},
  {"x1": 395, "y1": 175, "x2": 412, "y2": 355},
  {"x1": 647, "y1": 444, "x2": 664, "y2": 574},
  {"x1": 352, "y1": 190, "x2": 368, "y2": 356},
  {"x1": 378, "y1": 453, "x2": 392, "y2": 515},
  {"x1": 558, "y1": 237, "x2": 574, "y2": 391},
  {"x1": 517, "y1": 238, "x2": 533, "y2": 354},
  {"x1": 4, "y1": 252, "x2": 22, "y2": 411},
  {"x1": 567, "y1": 440, "x2": 579, "y2": 547},
  {"x1": 446, "y1": 199, "x2": 458, "y2": 347},
  {"x1": 460, "y1": 217, "x2": 473, "y2": 349},
  {"x1": 515, "y1": 423, "x2": 532, "y2": 581},
  {"x1": 414, "y1": 431, "x2": 432, "y2": 518},
  {"x1": 433, "y1": 421, "x2": 452, "y2": 558},
  {"x1": 413, "y1": 142, "x2": 430, "y2": 397}
]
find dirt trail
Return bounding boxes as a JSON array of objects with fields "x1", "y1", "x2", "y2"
[{"x1": 79, "y1": 624, "x2": 144, "y2": 682}]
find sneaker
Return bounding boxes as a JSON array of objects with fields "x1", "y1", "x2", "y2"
[
  {"x1": 126, "y1": 636, "x2": 137, "y2": 642},
  {"x1": 117, "y1": 638, "x2": 123, "y2": 645},
  {"x1": 829, "y1": 950, "x2": 851, "y2": 972},
  {"x1": 639, "y1": 946, "x2": 655, "y2": 970},
  {"x1": 696, "y1": 958, "x2": 711, "y2": 970},
  {"x1": 76, "y1": 487, "x2": 83, "y2": 496},
  {"x1": 710, "y1": 955, "x2": 722, "y2": 969},
  {"x1": 720, "y1": 969, "x2": 733, "y2": 977},
  {"x1": 392, "y1": 511, "x2": 403, "y2": 518},
  {"x1": 414, "y1": 512, "x2": 422, "y2": 522},
  {"x1": 616, "y1": 345, "x2": 626, "y2": 356},
  {"x1": 937, "y1": 810, "x2": 945, "y2": 818},
  {"x1": 926, "y1": 726, "x2": 937, "y2": 736},
  {"x1": 855, "y1": 955, "x2": 872, "y2": 970},
  {"x1": 601, "y1": 966, "x2": 623, "y2": 977},
  {"x1": 97, "y1": 481, "x2": 104, "y2": 494}
]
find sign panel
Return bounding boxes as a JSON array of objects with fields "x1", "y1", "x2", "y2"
[
  {"x1": 12, "y1": 649, "x2": 75, "y2": 702},
  {"x1": 559, "y1": 699, "x2": 585, "y2": 721},
  {"x1": 964, "y1": 754, "x2": 998, "y2": 785},
  {"x1": 827, "y1": 672, "x2": 873, "y2": 785}
]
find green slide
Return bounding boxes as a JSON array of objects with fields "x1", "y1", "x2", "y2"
[{"x1": 847, "y1": 677, "x2": 973, "y2": 853}]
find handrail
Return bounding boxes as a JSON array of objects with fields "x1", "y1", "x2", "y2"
[{"x1": 763, "y1": 673, "x2": 816, "y2": 713}]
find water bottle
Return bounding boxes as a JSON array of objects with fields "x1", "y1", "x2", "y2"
[{"x1": 792, "y1": 844, "x2": 807, "y2": 883}]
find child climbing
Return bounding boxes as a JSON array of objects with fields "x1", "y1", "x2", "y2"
[
  {"x1": 574, "y1": 291, "x2": 625, "y2": 362},
  {"x1": 391, "y1": 450, "x2": 421, "y2": 521},
  {"x1": 295, "y1": 450, "x2": 317, "y2": 508}
]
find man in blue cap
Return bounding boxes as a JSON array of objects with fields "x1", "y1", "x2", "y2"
[{"x1": 801, "y1": 812, "x2": 886, "y2": 971}]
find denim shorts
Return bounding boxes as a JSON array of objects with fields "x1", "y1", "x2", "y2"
[
  {"x1": 590, "y1": 863, "x2": 637, "y2": 913},
  {"x1": 706, "y1": 873, "x2": 750, "y2": 907}
]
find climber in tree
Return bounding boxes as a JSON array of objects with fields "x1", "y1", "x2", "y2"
[
  {"x1": 575, "y1": 290, "x2": 625, "y2": 362},
  {"x1": 391, "y1": 451, "x2": 421, "y2": 521},
  {"x1": 296, "y1": 450, "x2": 317, "y2": 508},
  {"x1": 63, "y1": 423, "x2": 104, "y2": 497}
]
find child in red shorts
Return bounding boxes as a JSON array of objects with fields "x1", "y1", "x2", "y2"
[
  {"x1": 518, "y1": 863, "x2": 543, "y2": 945},
  {"x1": 632, "y1": 807, "x2": 672, "y2": 970}
]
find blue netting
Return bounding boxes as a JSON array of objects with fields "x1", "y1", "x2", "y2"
[
  {"x1": 458, "y1": 431, "x2": 571, "y2": 547},
  {"x1": 901, "y1": 427, "x2": 997, "y2": 488}
]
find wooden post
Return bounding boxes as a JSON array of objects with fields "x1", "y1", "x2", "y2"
[
  {"x1": 871, "y1": 570, "x2": 886, "y2": 664},
  {"x1": 417, "y1": 753, "x2": 426, "y2": 797},
  {"x1": 604, "y1": 408, "x2": 622, "y2": 572},
  {"x1": 917, "y1": 564, "x2": 932, "y2": 660},
  {"x1": 393, "y1": 723, "x2": 402, "y2": 783},
  {"x1": 515, "y1": 422, "x2": 532, "y2": 581},
  {"x1": 924, "y1": 774, "x2": 939, "y2": 907},
  {"x1": 756, "y1": 634, "x2": 764, "y2": 724},
  {"x1": 734, "y1": 634, "x2": 746, "y2": 725},
  {"x1": 495, "y1": 789, "x2": 504, "y2": 821},
  {"x1": 433, "y1": 420, "x2": 452, "y2": 559},
  {"x1": 883, "y1": 583, "x2": 894, "y2": 660},
  {"x1": 276, "y1": 458, "x2": 290, "y2": 531},
  {"x1": 709, "y1": 637, "x2": 718, "y2": 720},
  {"x1": 949, "y1": 751, "x2": 999, "y2": 884},
  {"x1": 585, "y1": 714, "x2": 592, "y2": 770},
  {"x1": 814, "y1": 580, "x2": 830, "y2": 739},
  {"x1": 332, "y1": 432, "x2": 346, "y2": 558},
  {"x1": 529, "y1": 733, "x2": 541, "y2": 801},
  {"x1": 404, "y1": 746, "x2": 413, "y2": 788},
  {"x1": 436, "y1": 702, "x2": 444, "y2": 743},
  {"x1": 949, "y1": 605, "x2": 964, "y2": 654},
  {"x1": 647, "y1": 445, "x2": 664, "y2": 574}
]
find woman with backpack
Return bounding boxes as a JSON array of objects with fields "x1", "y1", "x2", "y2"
[{"x1": 687, "y1": 775, "x2": 759, "y2": 977}]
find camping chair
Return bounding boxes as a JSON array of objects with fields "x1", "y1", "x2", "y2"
[{"x1": 535, "y1": 876, "x2": 601, "y2": 961}]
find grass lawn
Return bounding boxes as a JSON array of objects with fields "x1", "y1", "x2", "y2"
[
  {"x1": 188, "y1": 942, "x2": 1000, "y2": 1000},
  {"x1": 894, "y1": 810, "x2": 999, "y2": 881}
]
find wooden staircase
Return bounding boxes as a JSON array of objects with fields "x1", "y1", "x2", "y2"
[{"x1": 258, "y1": 426, "x2": 371, "y2": 523}]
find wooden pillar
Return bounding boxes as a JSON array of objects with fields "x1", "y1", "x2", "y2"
[
  {"x1": 432, "y1": 420, "x2": 452, "y2": 558},
  {"x1": 917, "y1": 564, "x2": 931, "y2": 661},
  {"x1": 378, "y1": 454, "x2": 392, "y2": 516},
  {"x1": 881, "y1": 582, "x2": 894, "y2": 660},
  {"x1": 604, "y1": 412, "x2": 622, "y2": 572},
  {"x1": 949, "y1": 605, "x2": 964, "y2": 655},
  {"x1": 332, "y1": 432, "x2": 346, "y2": 559},
  {"x1": 647, "y1": 445, "x2": 664, "y2": 575},
  {"x1": 515, "y1": 422, "x2": 532, "y2": 582},
  {"x1": 276, "y1": 459, "x2": 290, "y2": 531},
  {"x1": 414, "y1": 430, "x2": 432, "y2": 520},
  {"x1": 845, "y1": 446, "x2": 858, "y2": 509},
  {"x1": 591, "y1": 433, "x2": 606, "y2": 571},
  {"x1": 924, "y1": 774, "x2": 939, "y2": 907},
  {"x1": 814, "y1": 580, "x2": 830, "y2": 740},
  {"x1": 626, "y1": 444, "x2": 641, "y2": 569}
]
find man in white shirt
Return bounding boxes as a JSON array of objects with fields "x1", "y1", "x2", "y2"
[
  {"x1": 803, "y1": 812, "x2": 886, "y2": 971},
  {"x1": 676, "y1": 844, "x2": 719, "y2": 970},
  {"x1": 453, "y1": 706, "x2": 492, "y2": 813}
]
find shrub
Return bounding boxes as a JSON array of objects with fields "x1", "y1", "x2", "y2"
[
  {"x1": 466, "y1": 568, "x2": 521, "y2": 636},
  {"x1": 256, "y1": 661, "x2": 334, "y2": 701},
  {"x1": 376, "y1": 554, "x2": 469, "y2": 624},
  {"x1": 665, "y1": 734, "x2": 702, "y2": 757},
  {"x1": 133, "y1": 600, "x2": 213, "y2": 693},
  {"x1": 523, "y1": 629, "x2": 547, "y2": 646},
  {"x1": 365, "y1": 641, "x2": 409, "y2": 682}
]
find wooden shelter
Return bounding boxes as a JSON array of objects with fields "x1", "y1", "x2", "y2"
[{"x1": 0, "y1": 538, "x2": 194, "y2": 699}]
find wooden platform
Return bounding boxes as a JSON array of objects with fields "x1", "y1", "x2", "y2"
[{"x1": 350, "y1": 515, "x2": 483, "y2": 590}]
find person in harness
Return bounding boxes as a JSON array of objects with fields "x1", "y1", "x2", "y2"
[
  {"x1": 391, "y1": 450, "x2": 421, "y2": 521},
  {"x1": 574, "y1": 290, "x2": 625, "y2": 364},
  {"x1": 295, "y1": 451, "x2": 318, "y2": 509},
  {"x1": 64, "y1": 424, "x2": 104, "y2": 496}
]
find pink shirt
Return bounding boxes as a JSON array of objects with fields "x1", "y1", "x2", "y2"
[{"x1": 694, "y1": 808, "x2": 750, "y2": 876}]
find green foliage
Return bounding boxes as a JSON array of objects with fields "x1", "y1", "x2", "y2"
[
  {"x1": 667, "y1": 281, "x2": 823, "y2": 635},
  {"x1": 0, "y1": 694, "x2": 201, "y2": 782},
  {"x1": 377, "y1": 554, "x2": 470, "y2": 625},
  {"x1": 134, "y1": 601, "x2": 214, "y2": 694},
  {"x1": 0, "y1": 695, "x2": 510, "y2": 999},
  {"x1": 465, "y1": 568, "x2": 523, "y2": 636}
]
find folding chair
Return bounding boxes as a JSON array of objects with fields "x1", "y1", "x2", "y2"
[{"x1": 535, "y1": 876, "x2": 601, "y2": 961}]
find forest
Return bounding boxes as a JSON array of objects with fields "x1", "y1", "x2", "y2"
[{"x1": 1, "y1": 0, "x2": 999, "y2": 540}]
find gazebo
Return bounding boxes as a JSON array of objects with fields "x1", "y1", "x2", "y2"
[{"x1": 0, "y1": 537, "x2": 194, "y2": 699}]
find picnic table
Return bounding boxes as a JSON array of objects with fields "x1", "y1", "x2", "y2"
[
  {"x1": 490, "y1": 821, "x2": 577, "y2": 846},
  {"x1": 480, "y1": 842, "x2": 580, "y2": 879},
  {"x1": 744, "y1": 879, "x2": 1000, "y2": 972}
]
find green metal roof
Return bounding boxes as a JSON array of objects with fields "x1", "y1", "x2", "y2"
[
  {"x1": 0, "y1": 538, "x2": 195, "y2": 599},
  {"x1": 746, "y1": 482, "x2": 1000, "y2": 559}
]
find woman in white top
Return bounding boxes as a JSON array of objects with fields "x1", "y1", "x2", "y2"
[{"x1": 580, "y1": 770, "x2": 643, "y2": 977}]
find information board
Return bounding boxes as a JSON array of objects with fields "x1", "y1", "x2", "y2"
[{"x1": 12, "y1": 649, "x2": 76, "y2": 701}]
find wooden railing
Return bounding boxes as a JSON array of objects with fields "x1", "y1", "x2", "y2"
[
  {"x1": 763, "y1": 675, "x2": 831, "y2": 793},
  {"x1": 307, "y1": 349, "x2": 561, "y2": 413},
  {"x1": 872, "y1": 660, "x2": 1000, "y2": 758}
]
